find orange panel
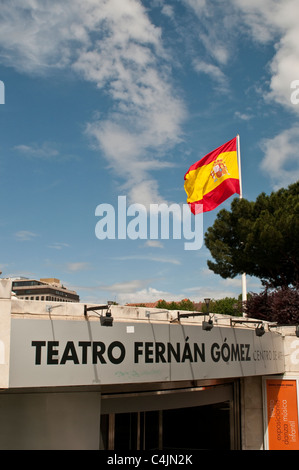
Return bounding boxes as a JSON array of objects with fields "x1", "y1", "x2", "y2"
[{"x1": 266, "y1": 379, "x2": 299, "y2": 450}]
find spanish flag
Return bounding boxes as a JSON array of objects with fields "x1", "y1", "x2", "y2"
[{"x1": 184, "y1": 137, "x2": 240, "y2": 214}]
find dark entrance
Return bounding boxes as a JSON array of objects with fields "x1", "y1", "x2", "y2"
[{"x1": 101, "y1": 402, "x2": 231, "y2": 450}]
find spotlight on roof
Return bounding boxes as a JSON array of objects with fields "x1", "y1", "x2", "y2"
[
  {"x1": 255, "y1": 324, "x2": 265, "y2": 337},
  {"x1": 202, "y1": 319, "x2": 213, "y2": 331},
  {"x1": 84, "y1": 304, "x2": 113, "y2": 326},
  {"x1": 100, "y1": 310, "x2": 113, "y2": 327}
]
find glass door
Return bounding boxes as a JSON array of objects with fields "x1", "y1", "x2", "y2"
[{"x1": 101, "y1": 403, "x2": 231, "y2": 450}]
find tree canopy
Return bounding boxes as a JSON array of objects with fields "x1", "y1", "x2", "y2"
[
  {"x1": 201, "y1": 297, "x2": 242, "y2": 316},
  {"x1": 245, "y1": 285, "x2": 299, "y2": 325},
  {"x1": 156, "y1": 297, "x2": 242, "y2": 316},
  {"x1": 204, "y1": 181, "x2": 299, "y2": 288},
  {"x1": 156, "y1": 298, "x2": 195, "y2": 311}
]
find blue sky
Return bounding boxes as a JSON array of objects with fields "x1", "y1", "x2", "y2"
[{"x1": 0, "y1": 0, "x2": 299, "y2": 305}]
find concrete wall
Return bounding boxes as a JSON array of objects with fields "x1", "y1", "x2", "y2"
[
  {"x1": 0, "y1": 391, "x2": 101, "y2": 450},
  {"x1": 241, "y1": 376, "x2": 264, "y2": 450},
  {"x1": 0, "y1": 279, "x2": 12, "y2": 388}
]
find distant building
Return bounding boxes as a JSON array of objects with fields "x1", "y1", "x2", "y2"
[{"x1": 12, "y1": 277, "x2": 79, "y2": 302}]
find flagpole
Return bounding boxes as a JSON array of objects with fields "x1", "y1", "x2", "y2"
[
  {"x1": 237, "y1": 134, "x2": 242, "y2": 198},
  {"x1": 237, "y1": 134, "x2": 247, "y2": 316}
]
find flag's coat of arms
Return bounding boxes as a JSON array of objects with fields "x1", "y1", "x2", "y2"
[{"x1": 210, "y1": 159, "x2": 230, "y2": 182}]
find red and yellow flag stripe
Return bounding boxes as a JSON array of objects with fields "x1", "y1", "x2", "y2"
[{"x1": 184, "y1": 137, "x2": 240, "y2": 213}]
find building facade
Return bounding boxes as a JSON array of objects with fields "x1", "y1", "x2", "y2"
[
  {"x1": 12, "y1": 277, "x2": 79, "y2": 302},
  {"x1": 0, "y1": 279, "x2": 298, "y2": 451}
]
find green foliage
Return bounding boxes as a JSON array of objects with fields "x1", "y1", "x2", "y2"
[
  {"x1": 156, "y1": 299, "x2": 170, "y2": 309},
  {"x1": 156, "y1": 297, "x2": 242, "y2": 316},
  {"x1": 156, "y1": 298, "x2": 195, "y2": 311},
  {"x1": 204, "y1": 181, "x2": 299, "y2": 288},
  {"x1": 201, "y1": 297, "x2": 242, "y2": 316},
  {"x1": 178, "y1": 298, "x2": 195, "y2": 311}
]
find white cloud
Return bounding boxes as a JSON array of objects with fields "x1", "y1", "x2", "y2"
[
  {"x1": 116, "y1": 286, "x2": 184, "y2": 305},
  {"x1": 0, "y1": 0, "x2": 162, "y2": 73},
  {"x1": 231, "y1": 0, "x2": 299, "y2": 112},
  {"x1": 0, "y1": 0, "x2": 186, "y2": 207},
  {"x1": 161, "y1": 5, "x2": 175, "y2": 19},
  {"x1": 197, "y1": 32, "x2": 230, "y2": 66},
  {"x1": 184, "y1": 0, "x2": 299, "y2": 113},
  {"x1": 14, "y1": 230, "x2": 39, "y2": 241},
  {"x1": 193, "y1": 60, "x2": 229, "y2": 92},
  {"x1": 234, "y1": 111, "x2": 253, "y2": 121},
  {"x1": 124, "y1": 179, "x2": 167, "y2": 208},
  {"x1": 183, "y1": 0, "x2": 207, "y2": 17},
  {"x1": 182, "y1": 0, "x2": 238, "y2": 68},
  {"x1": 183, "y1": 282, "x2": 242, "y2": 301},
  {"x1": 65, "y1": 262, "x2": 91, "y2": 272},
  {"x1": 114, "y1": 255, "x2": 181, "y2": 265},
  {"x1": 14, "y1": 142, "x2": 59, "y2": 159},
  {"x1": 47, "y1": 243, "x2": 70, "y2": 250},
  {"x1": 72, "y1": 280, "x2": 182, "y2": 305},
  {"x1": 184, "y1": 287, "x2": 238, "y2": 300},
  {"x1": 144, "y1": 240, "x2": 164, "y2": 248},
  {"x1": 183, "y1": 271, "x2": 262, "y2": 300},
  {"x1": 260, "y1": 125, "x2": 299, "y2": 189},
  {"x1": 84, "y1": 67, "x2": 185, "y2": 206},
  {"x1": 231, "y1": 0, "x2": 279, "y2": 43},
  {"x1": 99, "y1": 279, "x2": 151, "y2": 293}
]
